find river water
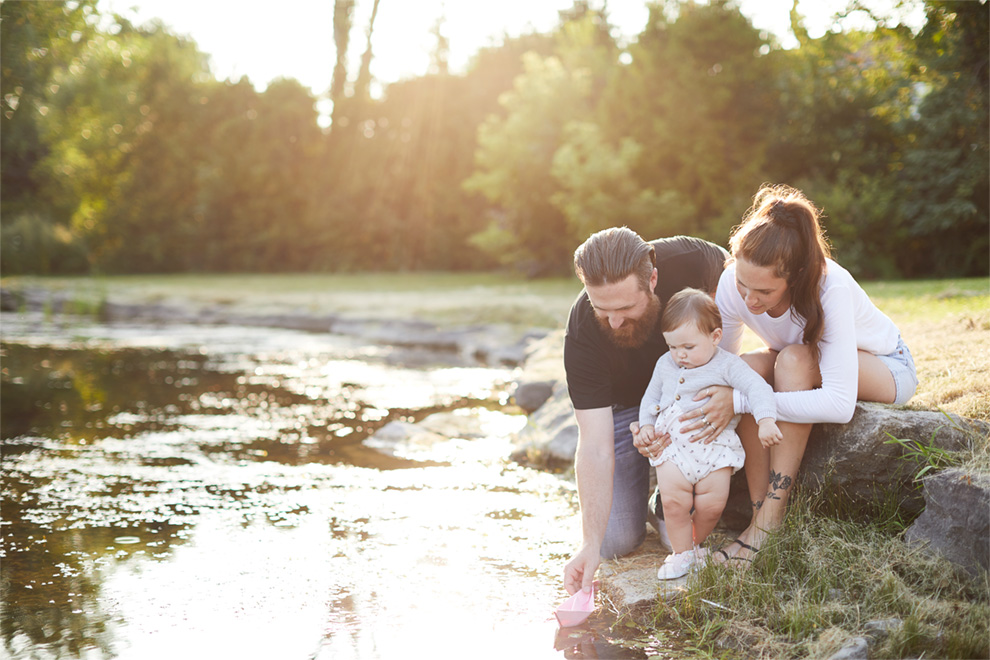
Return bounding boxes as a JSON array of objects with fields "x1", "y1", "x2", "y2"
[{"x1": 1, "y1": 313, "x2": 670, "y2": 659}]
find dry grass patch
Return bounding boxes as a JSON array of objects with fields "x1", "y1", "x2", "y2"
[
  {"x1": 901, "y1": 310, "x2": 990, "y2": 421},
  {"x1": 864, "y1": 278, "x2": 988, "y2": 422}
]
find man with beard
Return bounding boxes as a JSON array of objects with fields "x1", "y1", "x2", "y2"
[{"x1": 562, "y1": 228, "x2": 728, "y2": 596}]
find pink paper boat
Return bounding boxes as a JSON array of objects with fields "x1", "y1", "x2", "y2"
[{"x1": 555, "y1": 585, "x2": 595, "y2": 627}]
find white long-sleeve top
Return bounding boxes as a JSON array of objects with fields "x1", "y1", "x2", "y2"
[{"x1": 716, "y1": 259, "x2": 902, "y2": 424}]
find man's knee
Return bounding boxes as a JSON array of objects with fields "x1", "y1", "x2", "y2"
[{"x1": 600, "y1": 526, "x2": 645, "y2": 560}]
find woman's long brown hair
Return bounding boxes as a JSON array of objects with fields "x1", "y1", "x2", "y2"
[{"x1": 729, "y1": 184, "x2": 831, "y2": 362}]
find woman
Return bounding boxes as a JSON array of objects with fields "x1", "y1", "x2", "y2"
[{"x1": 681, "y1": 184, "x2": 918, "y2": 562}]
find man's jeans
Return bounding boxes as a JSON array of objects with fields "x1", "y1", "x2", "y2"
[{"x1": 600, "y1": 405, "x2": 652, "y2": 558}]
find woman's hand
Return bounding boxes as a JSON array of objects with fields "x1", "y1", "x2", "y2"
[{"x1": 679, "y1": 385, "x2": 734, "y2": 444}]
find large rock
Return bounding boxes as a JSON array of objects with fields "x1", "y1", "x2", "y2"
[
  {"x1": 597, "y1": 531, "x2": 684, "y2": 623},
  {"x1": 905, "y1": 468, "x2": 990, "y2": 576},
  {"x1": 510, "y1": 382, "x2": 578, "y2": 471},
  {"x1": 722, "y1": 404, "x2": 989, "y2": 527},
  {"x1": 511, "y1": 329, "x2": 564, "y2": 412}
]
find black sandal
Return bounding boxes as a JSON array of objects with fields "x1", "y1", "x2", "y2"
[{"x1": 715, "y1": 538, "x2": 759, "y2": 562}]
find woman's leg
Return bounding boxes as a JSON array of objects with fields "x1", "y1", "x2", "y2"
[
  {"x1": 736, "y1": 350, "x2": 777, "y2": 523},
  {"x1": 692, "y1": 467, "x2": 732, "y2": 546},
  {"x1": 654, "y1": 462, "x2": 695, "y2": 553},
  {"x1": 857, "y1": 350, "x2": 897, "y2": 403},
  {"x1": 735, "y1": 344, "x2": 820, "y2": 557},
  {"x1": 728, "y1": 348, "x2": 900, "y2": 561}
]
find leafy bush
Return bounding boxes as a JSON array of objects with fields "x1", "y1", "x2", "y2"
[{"x1": 0, "y1": 214, "x2": 89, "y2": 275}]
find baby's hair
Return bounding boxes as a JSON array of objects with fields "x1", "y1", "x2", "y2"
[{"x1": 660, "y1": 288, "x2": 722, "y2": 335}]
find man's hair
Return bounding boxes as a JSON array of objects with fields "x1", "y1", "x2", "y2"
[
  {"x1": 573, "y1": 227, "x2": 656, "y2": 292},
  {"x1": 660, "y1": 288, "x2": 722, "y2": 334}
]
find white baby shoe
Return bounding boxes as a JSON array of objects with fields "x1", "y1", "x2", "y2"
[{"x1": 657, "y1": 549, "x2": 699, "y2": 580}]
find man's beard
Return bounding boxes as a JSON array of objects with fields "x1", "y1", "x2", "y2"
[{"x1": 596, "y1": 293, "x2": 662, "y2": 349}]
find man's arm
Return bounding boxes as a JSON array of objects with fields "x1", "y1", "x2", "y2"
[{"x1": 563, "y1": 406, "x2": 614, "y2": 595}]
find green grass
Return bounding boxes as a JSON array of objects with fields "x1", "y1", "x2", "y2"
[
  {"x1": 863, "y1": 277, "x2": 989, "y2": 321},
  {"x1": 4, "y1": 272, "x2": 986, "y2": 326},
  {"x1": 655, "y1": 486, "x2": 990, "y2": 659}
]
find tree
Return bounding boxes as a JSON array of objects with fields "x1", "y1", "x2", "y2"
[
  {"x1": 599, "y1": 0, "x2": 776, "y2": 242},
  {"x1": 764, "y1": 21, "x2": 921, "y2": 278},
  {"x1": 896, "y1": 0, "x2": 989, "y2": 276},
  {"x1": 549, "y1": 121, "x2": 692, "y2": 241},
  {"x1": 465, "y1": 52, "x2": 592, "y2": 274},
  {"x1": 1, "y1": 0, "x2": 97, "y2": 273},
  {"x1": 464, "y1": 12, "x2": 616, "y2": 274},
  {"x1": 330, "y1": 0, "x2": 354, "y2": 131},
  {"x1": 35, "y1": 21, "x2": 213, "y2": 272}
]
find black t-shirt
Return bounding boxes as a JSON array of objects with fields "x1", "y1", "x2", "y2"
[{"x1": 564, "y1": 236, "x2": 729, "y2": 410}]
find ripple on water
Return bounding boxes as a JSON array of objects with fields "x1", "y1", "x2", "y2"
[{"x1": 0, "y1": 319, "x2": 663, "y2": 659}]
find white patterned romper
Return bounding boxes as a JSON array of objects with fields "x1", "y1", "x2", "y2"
[{"x1": 638, "y1": 348, "x2": 777, "y2": 485}]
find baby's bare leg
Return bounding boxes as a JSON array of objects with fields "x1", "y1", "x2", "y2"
[
  {"x1": 655, "y1": 462, "x2": 694, "y2": 553},
  {"x1": 692, "y1": 467, "x2": 732, "y2": 546}
]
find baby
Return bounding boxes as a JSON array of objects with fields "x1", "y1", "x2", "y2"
[{"x1": 636, "y1": 288, "x2": 782, "y2": 579}]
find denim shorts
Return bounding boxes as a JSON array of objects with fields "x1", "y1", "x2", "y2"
[{"x1": 876, "y1": 335, "x2": 918, "y2": 405}]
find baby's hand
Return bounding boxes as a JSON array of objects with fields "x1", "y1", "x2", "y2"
[
  {"x1": 757, "y1": 418, "x2": 783, "y2": 448},
  {"x1": 631, "y1": 422, "x2": 658, "y2": 459}
]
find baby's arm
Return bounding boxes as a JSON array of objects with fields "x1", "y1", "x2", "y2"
[
  {"x1": 722, "y1": 351, "x2": 780, "y2": 448},
  {"x1": 638, "y1": 360, "x2": 667, "y2": 430},
  {"x1": 757, "y1": 417, "x2": 783, "y2": 448}
]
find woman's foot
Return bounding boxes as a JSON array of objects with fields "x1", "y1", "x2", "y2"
[{"x1": 714, "y1": 527, "x2": 766, "y2": 564}]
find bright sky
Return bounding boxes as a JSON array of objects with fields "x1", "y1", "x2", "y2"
[{"x1": 100, "y1": 0, "x2": 926, "y2": 98}]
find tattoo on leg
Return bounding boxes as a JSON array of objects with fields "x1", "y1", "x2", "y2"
[
  {"x1": 766, "y1": 469, "x2": 794, "y2": 501},
  {"x1": 751, "y1": 499, "x2": 763, "y2": 511}
]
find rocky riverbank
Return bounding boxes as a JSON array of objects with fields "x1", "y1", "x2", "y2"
[{"x1": 0, "y1": 284, "x2": 548, "y2": 367}]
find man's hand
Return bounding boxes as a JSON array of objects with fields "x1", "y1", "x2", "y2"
[
  {"x1": 680, "y1": 385, "x2": 734, "y2": 443},
  {"x1": 564, "y1": 543, "x2": 600, "y2": 595}
]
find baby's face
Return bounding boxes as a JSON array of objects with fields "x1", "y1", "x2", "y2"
[{"x1": 662, "y1": 323, "x2": 720, "y2": 369}]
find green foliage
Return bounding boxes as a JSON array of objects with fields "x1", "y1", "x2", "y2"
[
  {"x1": 464, "y1": 41, "x2": 601, "y2": 274},
  {"x1": 883, "y1": 430, "x2": 963, "y2": 482},
  {"x1": 604, "y1": 0, "x2": 775, "y2": 242},
  {"x1": 1, "y1": 0, "x2": 97, "y2": 220},
  {"x1": 0, "y1": 213, "x2": 88, "y2": 275},
  {"x1": 801, "y1": 171, "x2": 904, "y2": 279},
  {"x1": 550, "y1": 122, "x2": 686, "y2": 241},
  {"x1": 2, "y1": 0, "x2": 986, "y2": 277},
  {"x1": 323, "y1": 71, "x2": 498, "y2": 272},
  {"x1": 896, "y1": 0, "x2": 989, "y2": 277}
]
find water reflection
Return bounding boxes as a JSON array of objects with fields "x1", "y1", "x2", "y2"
[{"x1": 0, "y1": 315, "x2": 658, "y2": 659}]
